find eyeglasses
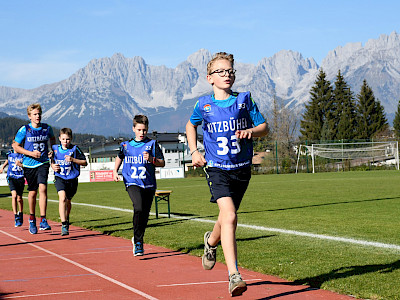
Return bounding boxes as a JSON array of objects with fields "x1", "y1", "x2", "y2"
[{"x1": 209, "y1": 69, "x2": 236, "y2": 77}]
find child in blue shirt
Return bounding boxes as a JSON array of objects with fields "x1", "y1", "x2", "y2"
[
  {"x1": 186, "y1": 52, "x2": 268, "y2": 296},
  {"x1": 13, "y1": 103, "x2": 56, "y2": 234},
  {"x1": 0, "y1": 150, "x2": 25, "y2": 227},
  {"x1": 51, "y1": 128, "x2": 87, "y2": 236},
  {"x1": 113, "y1": 115, "x2": 165, "y2": 256}
]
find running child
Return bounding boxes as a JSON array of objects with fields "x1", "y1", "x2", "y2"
[
  {"x1": 12, "y1": 103, "x2": 56, "y2": 234},
  {"x1": 186, "y1": 52, "x2": 268, "y2": 296},
  {"x1": 0, "y1": 149, "x2": 25, "y2": 227},
  {"x1": 113, "y1": 115, "x2": 165, "y2": 256},
  {"x1": 50, "y1": 128, "x2": 87, "y2": 236}
]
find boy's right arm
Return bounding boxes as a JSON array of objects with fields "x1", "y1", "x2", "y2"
[
  {"x1": 185, "y1": 121, "x2": 206, "y2": 167},
  {"x1": 12, "y1": 141, "x2": 41, "y2": 158},
  {"x1": 113, "y1": 156, "x2": 123, "y2": 182}
]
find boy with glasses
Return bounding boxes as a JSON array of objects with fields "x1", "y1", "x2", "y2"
[{"x1": 186, "y1": 52, "x2": 268, "y2": 296}]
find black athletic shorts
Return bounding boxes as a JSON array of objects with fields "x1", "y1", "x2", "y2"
[
  {"x1": 54, "y1": 177, "x2": 79, "y2": 200},
  {"x1": 204, "y1": 166, "x2": 251, "y2": 210},
  {"x1": 24, "y1": 163, "x2": 50, "y2": 191},
  {"x1": 7, "y1": 177, "x2": 25, "y2": 196}
]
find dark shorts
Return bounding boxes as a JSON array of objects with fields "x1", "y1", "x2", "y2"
[
  {"x1": 54, "y1": 177, "x2": 79, "y2": 200},
  {"x1": 7, "y1": 177, "x2": 25, "y2": 196},
  {"x1": 24, "y1": 163, "x2": 50, "y2": 191},
  {"x1": 204, "y1": 166, "x2": 251, "y2": 210}
]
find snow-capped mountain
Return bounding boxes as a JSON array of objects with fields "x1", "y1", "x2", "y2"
[{"x1": 1, "y1": 32, "x2": 399, "y2": 136}]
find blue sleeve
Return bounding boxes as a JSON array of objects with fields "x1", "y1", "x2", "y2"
[
  {"x1": 189, "y1": 101, "x2": 203, "y2": 126},
  {"x1": 249, "y1": 96, "x2": 266, "y2": 127},
  {"x1": 155, "y1": 142, "x2": 164, "y2": 160},
  {"x1": 117, "y1": 142, "x2": 125, "y2": 159},
  {"x1": 48, "y1": 125, "x2": 54, "y2": 138},
  {"x1": 14, "y1": 126, "x2": 27, "y2": 144}
]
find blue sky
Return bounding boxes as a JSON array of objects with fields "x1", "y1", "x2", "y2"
[{"x1": 1, "y1": 0, "x2": 399, "y2": 89}]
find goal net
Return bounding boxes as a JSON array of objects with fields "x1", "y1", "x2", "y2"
[{"x1": 296, "y1": 141, "x2": 399, "y2": 173}]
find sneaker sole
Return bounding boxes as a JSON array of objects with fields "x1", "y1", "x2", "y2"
[
  {"x1": 134, "y1": 252, "x2": 144, "y2": 256},
  {"x1": 39, "y1": 227, "x2": 51, "y2": 230},
  {"x1": 230, "y1": 285, "x2": 247, "y2": 297},
  {"x1": 29, "y1": 229, "x2": 37, "y2": 234}
]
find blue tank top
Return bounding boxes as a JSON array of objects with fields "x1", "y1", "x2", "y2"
[
  {"x1": 52, "y1": 145, "x2": 81, "y2": 180},
  {"x1": 6, "y1": 151, "x2": 24, "y2": 179},
  {"x1": 23, "y1": 124, "x2": 51, "y2": 166},
  {"x1": 121, "y1": 138, "x2": 157, "y2": 189},
  {"x1": 199, "y1": 92, "x2": 254, "y2": 170}
]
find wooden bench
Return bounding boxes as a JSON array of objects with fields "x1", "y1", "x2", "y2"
[{"x1": 154, "y1": 190, "x2": 172, "y2": 219}]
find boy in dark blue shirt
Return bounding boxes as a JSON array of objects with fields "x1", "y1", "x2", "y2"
[
  {"x1": 0, "y1": 150, "x2": 25, "y2": 227},
  {"x1": 113, "y1": 115, "x2": 165, "y2": 256}
]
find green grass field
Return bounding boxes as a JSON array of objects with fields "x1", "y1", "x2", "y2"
[{"x1": 1, "y1": 170, "x2": 400, "y2": 299}]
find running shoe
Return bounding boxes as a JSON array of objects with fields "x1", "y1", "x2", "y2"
[
  {"x1": 132, "y1": 238, "x2": 144, "y2": 256},
  {"x1": 229, "y1": 272, "x2": 247, "y2": 297},
  {"x1": 202, "y1": 231, "x2": 217, "y2": 270},
  {"x1": 15, "y1": 214, "x2": 22, "y2": 227},
  {"x1": 29, "y1": 219, "x2": 37, "y2": 234},
  {"x1": 61, "y1": 224, "x2": 69, "y2": 236},
  {"x1": 39, "y1": 218, "x2": 51, "y2": 230},
  {"x1": 18, "y1": 212, "x2": 23, "y2": 226}
]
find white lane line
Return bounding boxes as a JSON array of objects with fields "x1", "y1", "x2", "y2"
[
  {"x1": 48, "y1": 199, "x2": 400, "y2": 251},
  {"x1": 1, "y1": 289, "x2": 102, "y2": 298},
  {"x1": 0, "y1": 229, "x2": 159, "y2": 300},
  {"x1": 0, "y1": 249, "x2": 131, "y2": 261},
  {"x1": 157, "y1": 278, "x2": 262, "y2": 287}
]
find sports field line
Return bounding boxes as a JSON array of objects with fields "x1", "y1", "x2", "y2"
[
  {"x1": 1, "y1": 289, "x2": 102, "y2": 299},
  {"x1": 0, "y1": 228, "x2": 159, "y2": 300},
  {"x1": 44, "y1": 198, "x2": 400, "y2": 252}
]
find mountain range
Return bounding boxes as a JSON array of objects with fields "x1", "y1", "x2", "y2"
[{"x1": 1, "y1": 31, "x2": 399, "y2": 136}]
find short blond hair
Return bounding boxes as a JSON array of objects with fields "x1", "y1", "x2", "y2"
[
  {"x1": 27, "y1": 103, "x2": 42, "y2": 115},
  {"x1": 207, "y1": 52, "x2": 234, "y2": 75}
]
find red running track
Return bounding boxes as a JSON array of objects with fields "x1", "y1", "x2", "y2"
[{"x1": 0, "y1": 209, "x2": 356, "y2": 299}]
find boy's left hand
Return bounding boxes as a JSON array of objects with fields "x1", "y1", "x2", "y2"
[
  {"x1": 235, "y1": 129, "x2": 253, "y2": 139},
  {"x1": 64, "y1": 155, "x2": 73, "y2": 162}
]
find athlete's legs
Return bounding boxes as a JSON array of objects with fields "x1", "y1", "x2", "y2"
[
  {"x1": 38, "y1": 183, "x2": 48, "y2": 216},
  {"x1": 58, "y1": 190, "x2": 68, "y2": 222},
  {"x1": 28, "y1": 190, "x2": 37, "y2": 215},
  {"x1": 17, "y1": 194, "x2": 23, "y2": 213},
  {"x1": 11, "y1": 190, "x2": 18, "y2": 214},
  {"x1": 212, "y1": 196, "x2": 238, "y2": 275}
]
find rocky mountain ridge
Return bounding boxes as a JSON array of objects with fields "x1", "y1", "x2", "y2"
[{"x1": 0, "y1": 32, "x2": 399, "y2": 136}]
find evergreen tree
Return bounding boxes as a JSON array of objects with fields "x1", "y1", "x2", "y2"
[
  {"x1": 393, "y1": 100, "x2": 400, "y2": 139},
  {"x1": 333, "y1": 70, "x2": 357, "y2": 140},
  {"x1": 356, "y1": 79, "x2": 388, "y2": 139},
  {"x1": 300, "y1": 69, "x2": 333, "y2": 142}
]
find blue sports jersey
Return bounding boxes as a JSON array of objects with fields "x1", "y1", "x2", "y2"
[
  {"x1": 14, "y1": 123, "x2": 54, "y2": 168},
  {"x1": 5, "y1": 151, "x2": 24, "y2": 179},
  {"x1": 190, "y1": 92, "x2": 265, "y2": 127},
  {"x1": 196, "y1": 92, "x2": 258, "y2": 170},
  {"x1": 52, "y1": 144, "x2": 84, "y2": 180},
  {"x1": 120, "y1": 138, "x2": 158, "y2": 189}
]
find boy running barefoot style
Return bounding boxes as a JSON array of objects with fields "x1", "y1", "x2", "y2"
[
  {"x1": 113, "y1": 115, "x2": 165, "y2": 256},
  {"x1": 13, "y1": 103, "x2": 56, "y2": 234},
  {"x1": 50, "y1": 128, "x2": 87, "y2": 236},
  {"x1": 0, "y1": 150, "x2": 25, "y2": 227},
  {"x1": 186, "y1": 52, "x2": 268, "y2": 296}
]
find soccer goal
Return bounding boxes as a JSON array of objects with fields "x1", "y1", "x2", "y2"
[{"x1": 296, "y1": 141, "x2": 399, "y2": 173}]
